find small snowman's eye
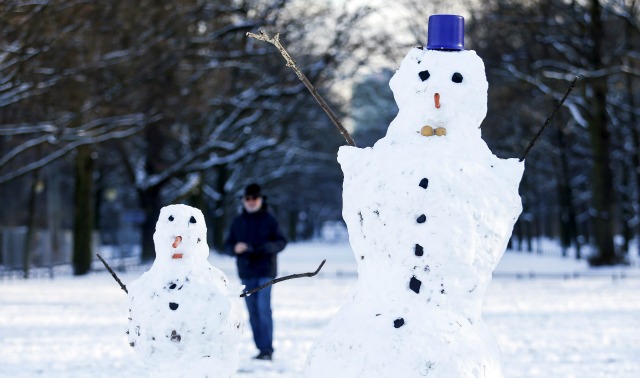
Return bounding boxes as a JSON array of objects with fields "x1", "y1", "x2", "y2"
[
  {"x1": 452, "y1": 72, "x2": 463, "y2": 83},
  {"x1": 189, "y1": 216, "x2": 196, "y2": 224},
  {"x1": 418, "y1": 70, "x2": 430, "y2": 82},
  {"x1": 168, "y1": 215, "x2": 174, "y2": 222}
]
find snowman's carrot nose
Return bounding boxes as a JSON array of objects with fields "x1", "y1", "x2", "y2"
[
  {"x1": 172, "y1": 236, "x2": 182, "y2": 249},
  {"x1": 434, "y1": 93, "x2": 441, "y2": 109}
]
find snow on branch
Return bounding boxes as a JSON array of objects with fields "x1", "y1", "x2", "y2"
[
  {"x1": 185, "y1": 137, "x2": 279, "y2": 172},
  {"x1": 503, "y1": 63, "x2": 587, "y2": 128},
  {"x1": 0, "y1": 114, "x2": 146, "y2": 183},
  {"x1": 140, "y1": 137, "x2": 278, "y2": 190},
  {"x1": 0, "y1": 123, "x2": 58, "y2": 135}
]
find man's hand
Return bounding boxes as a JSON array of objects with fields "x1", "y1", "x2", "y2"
[{"x1": 234, "y1": 242, "x2": 249, "y2": 254}]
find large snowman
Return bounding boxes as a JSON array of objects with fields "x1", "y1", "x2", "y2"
[
  {"x1": 304, "y1": 15, "x2": 523, "y2": 378},
  {"x1": 127, "y1": 204, "x2": 243, "y2": 377}
]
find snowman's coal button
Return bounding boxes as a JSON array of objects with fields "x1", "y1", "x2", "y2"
[
  {"x1": 415, "y1": 244, "x2": 424, "y2": 256},
  {"x1": 169, "y1": 302, "x2": 179, "y2": 310},
  {"x1": 169, "y1": 283, "x2": 177, "y2": 289},
  {"x1": 409, "y1": 276, "x2": 422, "y2": 293},
  {"x1": 393, "y1": 318, "x2": 405, "y2": 328},
  {"x1": 416, "y1": 214, "x2": 426, "y2": 223},
  {"x1": 419, "y1": 178, "x2": 429, "y2": 189}
]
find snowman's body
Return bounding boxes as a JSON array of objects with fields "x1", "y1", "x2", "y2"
[
  {"x1": 128, "y1": 204, "x2": 243, "y2": 378},
  {"x1": 304, "y1": 48, "x2": 523, "y2": 377}
]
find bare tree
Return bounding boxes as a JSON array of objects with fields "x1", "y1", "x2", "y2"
[
  {"x1": 467, "y1": 0, "x2": 640, "y2": 265},
  {"x1": 1, "y1": 0, "x2": 382, "y2": 269}
]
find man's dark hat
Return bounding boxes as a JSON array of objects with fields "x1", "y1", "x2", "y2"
[{"x1": 244, "y1": 183, "x2": 262, "y2": 197}]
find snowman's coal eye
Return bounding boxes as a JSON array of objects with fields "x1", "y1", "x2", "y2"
[
  {"x1": 418, "y1": 70, "x2": 430, "y2": 82},
  {"x1": 452, "y1": 72, "x2": 463, "y2": 83},
  {"x1": 189, "y1": 216, "x2": 196, "y2": 224},
  {"x1": 168, "y1": 215, "x2": 174, "y2": 222}
]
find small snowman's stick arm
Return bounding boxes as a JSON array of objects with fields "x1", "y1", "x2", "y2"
[
  {"x1": 246, "y1": 30, "x2": 357, "y2": 147},
  {"x1": 240, "y1": 259, "x2": 326, "y2": 298},
  {"x1": 96, "y1": 254, "x2": 128, "y2": 294},
  {"x1": 519, "y1": 76, "x2": 578, "y2": 162}
]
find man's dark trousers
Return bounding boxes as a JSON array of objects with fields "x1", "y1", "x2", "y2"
[{"x1": 242, "y1": 277, "x2": 274, "y2": 354}]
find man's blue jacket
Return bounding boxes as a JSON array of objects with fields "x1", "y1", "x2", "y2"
[{"x1": 223, "y1": 207, "x2": 287, "y2": 279}]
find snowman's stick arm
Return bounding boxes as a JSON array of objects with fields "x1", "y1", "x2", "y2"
[
  {"x1": 240, "y1": 259, "x2": 326, "y2": 298},
  {"x1": 96, "y1": 254, "x2": 128, "y2": 294},
  {"x1": 519, "y1": 76, "x2": 578, "y2": 162},
  {"x1": 246, "y1": 30, "x2": 357, "y2": 147}
]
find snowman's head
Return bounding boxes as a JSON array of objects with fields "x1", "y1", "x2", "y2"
[
  {"x1": 386, "y1": 47, "x2": 488, "y2": 139},
  {"x1": 153, "y1": 204, "x2": 209, "y2": 265}
]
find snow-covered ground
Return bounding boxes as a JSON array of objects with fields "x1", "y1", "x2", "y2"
[{"x1": 1, "y1": 242, "x2": 639, "y2": 377}]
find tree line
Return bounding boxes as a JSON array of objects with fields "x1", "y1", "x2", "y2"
[
  {"x1": 351, "y1": 0, "x2": 640, "y2": 266},
  {"x1": 471, "y1": 0, "x2": 640, "y2": 265},
  {"x1": 2, "y1": 0, "x2": 637, "y2": 276},
  {"x1": 0, "y1": 0, "x2": 380, "y2": 275}
]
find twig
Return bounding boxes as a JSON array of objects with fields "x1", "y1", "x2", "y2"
[
  {"x1": 96, "y1": 254, "x2": 128, "y2": 294},
  {"x1": 247, "y1": 30, "x2": 356, "y2": 147},
  {"x1": 519, "y1": 76, "x2": 578, "y2": 162},
  {"x1": 240, "y1": 259, "x2": 326, "y2": 297}
]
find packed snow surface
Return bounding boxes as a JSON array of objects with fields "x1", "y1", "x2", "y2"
[
  {"x1": 127, "y1": 204, "x2": 243, "y2": 377},
  {"x1": 1, "y1": 242, "x2": 640, "y2": 377}
]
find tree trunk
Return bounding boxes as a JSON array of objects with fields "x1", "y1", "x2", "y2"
[
  {"x1": 288, "y1": 210, "x2": 298, "y2": 242},
  {"x1": 525, "y1": 216, "x2": 533, "y2": 253},
  {"x1": 140, "y1": 185, "x2": 160, "y2": 262},
  {"x1": 587, "y1": 82, "x2": 617, "y2": 266},
  {"x1": 555, "y1": 127, "x2": 580, "y2": 258},
  {"x1": 23, "y1": 171, "x2": 41, "y2": 278},
  {"x1": 625, "y1": 4, "x2": 640, "y2": 259},
  {"x1": 631, "y1": 97, "x2": 640, "y2": 259},
  {"x1": 73, "y1": 144, "x2": 95, "y2": 275},
  {"x1": 586, "y1": 0, "x2": 617, "y2": 266},
  {"x1": 515, "y1": 220, "x2": 524, "y2": 251},
  {"x1": 139, "y1": 123, "x2": 167, "y2": 262},
  {"x1": 619, "y1": 162, "x2": 632, "y2": 258},
  {"x1": 47, "y1": 164, "x2": 62, "y2": 278},
  {"x1": 212, "y1": 165, "x2": 229, "y2": 252}
]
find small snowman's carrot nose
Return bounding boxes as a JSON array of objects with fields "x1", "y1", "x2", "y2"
[
  {"x1": 434, "y1": 93, "x2": 441, "y2": 109},
  {"x1": 172, "y1": 236, "x2": 182, "y2": 249}
]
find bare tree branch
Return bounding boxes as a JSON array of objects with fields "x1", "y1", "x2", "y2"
[
  {"x1": 520, "y1": 76, "x2": 578, "y2": 162},
  {"x1": 96, "y1": 254, "x2": 128, "y2": 294},
  {"x1": 240, "y1": 259, "x2": 326, "y2": 297},
  {"x1": 247, "y1": 30, "x2": 356, "y2": 147}
]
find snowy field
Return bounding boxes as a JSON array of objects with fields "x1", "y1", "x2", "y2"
[{"x1": 1, "y1": 242, "x2": 639, "y2": 378}]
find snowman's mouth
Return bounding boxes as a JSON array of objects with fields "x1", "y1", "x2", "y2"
[{"x1": 172, "y1": 253, "x2": 183, "y2": 259}]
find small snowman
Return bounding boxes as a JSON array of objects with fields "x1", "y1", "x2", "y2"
[
  {"x1": 304, "y1": 15, "x2": 523, "y2": 377},
  {"x1": 127, "y1": 204, "x2": 243, "y2": 378}
]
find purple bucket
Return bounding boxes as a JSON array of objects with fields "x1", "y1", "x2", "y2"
[{"x1": 427, "y1": 14, "x2": 465, "y2": 51}]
